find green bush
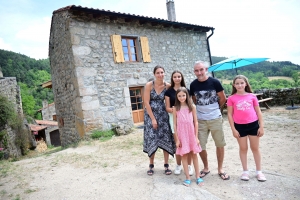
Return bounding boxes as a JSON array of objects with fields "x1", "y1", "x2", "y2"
[
  {"x1": 0, "y1": 95, "x2": 29, "y2": 156},
  {"x1": 0, "y1": 95, "x2": 15, "y2": 127},
  {"x1": 91, "y1": 130, "x2": 115, "y2": 141}
]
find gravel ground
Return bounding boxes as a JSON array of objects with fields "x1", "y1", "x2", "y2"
[{"x1": 0, "y1": 106, "x2": 299, "y2": 200}]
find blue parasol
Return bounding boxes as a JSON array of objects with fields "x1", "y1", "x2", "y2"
[{"x1": 209, "y1": 57, "x2": 269, "y2": 74}]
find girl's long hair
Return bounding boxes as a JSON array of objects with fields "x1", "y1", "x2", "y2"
[
  {"x1": 231, "y1": 75, "x2": 253, "y2": 95},
  {"x1": 174, "y1": 87, "x2": 193, "y2": 112},
  {"x1": 170, "y1": 70, "x2": 186, "y2": 88}
]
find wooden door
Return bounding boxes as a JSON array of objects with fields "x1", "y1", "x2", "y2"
[{"x1": 130, "y1": 87, "x2": 144, "y2": 123}]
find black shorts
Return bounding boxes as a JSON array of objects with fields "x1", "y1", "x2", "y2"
[{"x1": 234, "y1": 120, "x2": 259, "y2": 137}]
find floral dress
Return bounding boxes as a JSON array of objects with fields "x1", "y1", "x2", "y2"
[{"x1": 143, "y1": 83, "x2": 176, "y2": 157}]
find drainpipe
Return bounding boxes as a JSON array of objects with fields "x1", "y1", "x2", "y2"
[{"x1": 206, "y1": 28, "x2": 215, "y2": 77}]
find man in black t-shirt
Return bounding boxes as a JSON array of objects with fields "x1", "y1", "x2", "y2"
[{"x1": 190, "y1": 61, "x2": 230, "y2": 180}]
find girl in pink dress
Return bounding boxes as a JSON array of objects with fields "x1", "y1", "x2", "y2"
[{"x1": 173, "y1": 87, "x2": 203, "y2": 186}]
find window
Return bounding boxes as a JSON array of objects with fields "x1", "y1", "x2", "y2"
[
  {"x1": 122, "y1": 37, "x2": 138, "y2": 62},
  {"x1": 130, "y1": 88, "x2": 143, "y2": 111},
  {"x1": 111, "y1": 35, "x2": 151, "y2": 63}
]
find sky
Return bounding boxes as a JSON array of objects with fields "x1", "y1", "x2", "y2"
[{"x1": 0, "y1": 0, "x2": 300, "y2": 65}]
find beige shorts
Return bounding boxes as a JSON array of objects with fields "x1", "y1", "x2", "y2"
[
  {"x1": 198, "y1": 117, "x2": 226, "y2": 150},
  {"x1": 168, "y1": 113, "x2": 174, "y2": 133}
]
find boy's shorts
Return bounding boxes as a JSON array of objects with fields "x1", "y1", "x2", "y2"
[{"x1": 198, "y1": 117, "x2": 226, "y2": 150}]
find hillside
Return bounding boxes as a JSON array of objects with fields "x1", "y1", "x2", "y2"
[
  {"x1": 0, "y1": 49, "x2": 53, "y2": 118},
  {"x1": 211, "y1": 56, "x2": 300, "y2": 77}
]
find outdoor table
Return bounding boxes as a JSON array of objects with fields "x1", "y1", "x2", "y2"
[{"x1": 221, "y1": 93, "x2": 273, "y2": 114}]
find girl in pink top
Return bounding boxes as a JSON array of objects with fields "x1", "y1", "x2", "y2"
[
  {"x1": 173, "y1": 87, "x2": 203, "y2": 186},
  {"x1": 227, "y1": 75, "x2": 266, "y2": 182}
]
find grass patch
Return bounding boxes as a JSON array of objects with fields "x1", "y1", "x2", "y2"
[
  {"x1": 268, "y1": 76, "x2": 293, "y2": 81},
  {"x1": 220, "y1": 79, "x2": 232, "y2": 84},
  {"x1": 91, "y1": 130, "x2": 115, "y2": 141},
  {"x1": 0, "y1": 160, "x2": 16, "y2": 178},
  {"x1": 24, "y1": 189, "x2": 36, "y2": 193},
  {"x1": 0, "y1": 189, "x2": 7, "y2": 196}
]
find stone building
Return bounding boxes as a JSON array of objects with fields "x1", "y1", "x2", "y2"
[
  {"x1": 0, "y1": 76, "x2": 23, "y2": 157},
  {"x1": 35, "y1": 84, "x2": 60, "y2": 147},
  {"x1": 49, "y1": 2, "x2": 215, "y2": 146}
]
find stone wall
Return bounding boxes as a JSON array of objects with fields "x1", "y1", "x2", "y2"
[
  {"x1": 0, "y1": 77, "x2": 23, "y2": 158},
  {"x1": 49, "y1": 10, "x2": 210, "y2": 146},
  {"x1": 255, "y1": 87, "x2": 300, "y2": 106},
  {"x1": 41, "y1": 101, "x2": 56, "y2": 121},
  {"x1": 0, "y1": 77, "x2": 23, "y2": 115},
  {"x1": 49, "y1": 11, "x2": 81, "y2": 146}
]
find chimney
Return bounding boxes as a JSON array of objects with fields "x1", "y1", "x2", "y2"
[{"x1": 166, "y1": 0, "x2": 176, "y2": 21}]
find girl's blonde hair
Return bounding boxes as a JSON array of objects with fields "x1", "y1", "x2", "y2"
[
  {"x1": 174, "y1": 87, "x2": 193, "y2": 112},
  {"x1": 231, "y1": 75, "x2": 253, "y2": 95}
]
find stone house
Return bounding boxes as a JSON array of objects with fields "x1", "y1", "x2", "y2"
[{"x1": 49, "y1": 1, "x2": 215, "y2": 146}]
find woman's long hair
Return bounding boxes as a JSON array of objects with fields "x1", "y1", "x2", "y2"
[
  {"x1": 174, "y1": 87, "x2": 193, "y2": 112},
  {"x1": 170, "y1": 70, "x2": 186, "y2": 88},
  {"x1": 231, "y1": 75, "x2": 253, "y2": 95},
  {"x1": 153, "y1": 65, "x2": 165, "y2": 74}
]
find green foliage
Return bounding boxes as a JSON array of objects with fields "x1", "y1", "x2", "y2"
[
  {"x1": 222, "y1": 72, "x2": 300, "y2": 94},
  {"x1": 212, "y1": 56, "x2": 300, "y2": 94},
  {"x1": 0, "y1": 95, "x2": 30, "y2": 156},
  {"x1": 212, "y1": 57, "x2": 300, "y2": 79},
  {"x1": 0, "y1": 49, "x2": 53, "y2": 118},
  {"x1": 0, "y1": 95, "x2": 15, "y2": 127},
  {"x1": 12, "y1": 115, "x2": 30, "y2": 155},
  {"x1": 91, "y1": 130, "x2": 115, "y2": 141}
]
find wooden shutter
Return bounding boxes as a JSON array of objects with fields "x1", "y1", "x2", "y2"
[
  {"x1": 140, "y1": 36, "x2": 151, "y2": 63},
  {"x1": 111, "y1": 35, "x2": 124, "y2": 63}
]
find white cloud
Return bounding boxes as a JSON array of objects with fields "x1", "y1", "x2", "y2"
[
  {"x1": 0, "y1": 38, "x2": 13, "y2": 51},
  {"x1": 15, "y1": 17, "x2": 51, "y2": 42}
]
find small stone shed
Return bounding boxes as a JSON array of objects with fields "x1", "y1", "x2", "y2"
[{"x1": 49, "y1": 3, "x2": 214, "y2": 146}]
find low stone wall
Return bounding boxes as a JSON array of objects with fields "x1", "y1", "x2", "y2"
[{"x1": 255, "y1": 87, "x2": 300, "y2": 106}]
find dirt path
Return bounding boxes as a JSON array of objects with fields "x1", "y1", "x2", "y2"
[{"x1": 0, "y1": 106, "x2": 299, "y2": 199}]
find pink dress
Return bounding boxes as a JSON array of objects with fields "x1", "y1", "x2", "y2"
[{"x1": 175, "y1": 107, "x2": 202, "y2": 156}]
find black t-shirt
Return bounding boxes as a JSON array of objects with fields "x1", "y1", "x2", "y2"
[
  {"x1": 165, "y1": 87, "x2": 190, "y2": 108},
  {"x1": 190, "y1": 77, "x2": 224, "y2": 120}
]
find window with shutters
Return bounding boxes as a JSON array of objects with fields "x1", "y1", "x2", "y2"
[
  {"x1": 122, "y1": 37, "x2": 139, "y2": 62},
  {"x1": 111, "y1": 35, "x2": 151, "y2": 63}
]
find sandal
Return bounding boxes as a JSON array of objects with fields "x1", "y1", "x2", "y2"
[
  {"x1": 241, "y1": 173, "x2": 249, "y2": 181},
  {"x1": 218, "y1": 172, "x2": 230, "y2": 180},
  {"x1": 257, "y1": 173, "x2": 266, "y2": 182},
  {"x1": 196, "y1": 177, "x2": 204, "y2": 186},
  {"x1": 164, "y1": 164, "x2": 172, "y2": 175},
  {"x1": 147, "y1": 164, "x2": 154, "y2": 176},
  {"x1": 183, "y1": 179, "x2": 191, "y2": 187}
]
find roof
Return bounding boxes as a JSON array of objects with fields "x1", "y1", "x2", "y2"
[
  {"x1": 41, "y1": 80, "x2": 52, "y2": 89},
  {"x1": 35, "y1": 120, "x2": 58, "y2": 126},
  {"x1": 37, "y1": 102, "x2": 55, "y2": 112},
  {"x1": 53, "y1": 5, "x2": 214, "y2": 32},
  {"x1": 29, "y1": 124, "x2": 47, "y2": 132}
]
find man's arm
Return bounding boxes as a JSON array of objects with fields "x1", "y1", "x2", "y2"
[{"x1": 217, "y1": 90, "x2": 227, "y2": 109}]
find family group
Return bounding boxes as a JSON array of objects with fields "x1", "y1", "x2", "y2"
[{"x1": 143, "y1": 61, "x2": 267, "y2": 187}]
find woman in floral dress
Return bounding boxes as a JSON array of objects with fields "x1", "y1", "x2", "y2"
[{"x1": 143, "y1": 65, "x2": 176, "y2": 176}]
